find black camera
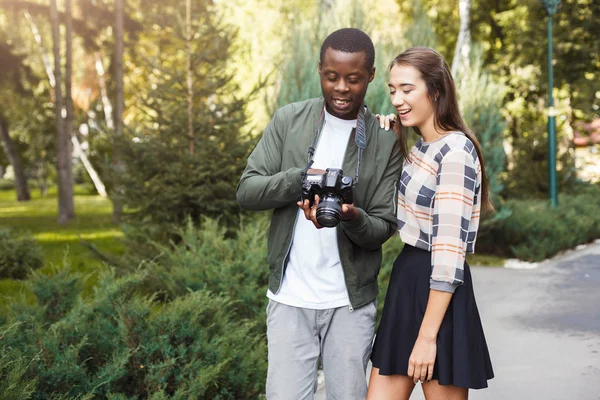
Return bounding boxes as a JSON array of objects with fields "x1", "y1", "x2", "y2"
[{"x1": 301, "y1": 168, "x2": 354, "y2": 228}]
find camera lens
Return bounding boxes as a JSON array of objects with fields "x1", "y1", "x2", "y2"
[{"x1": 316, "y1": 194, "x2": 343, "y2": 227}]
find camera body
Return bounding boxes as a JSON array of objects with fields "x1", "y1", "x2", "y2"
[{"x1": 301, "y1": 168, "x2": 354, "y2": 227}]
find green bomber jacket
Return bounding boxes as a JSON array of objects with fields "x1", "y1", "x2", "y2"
[{"x1": 236, "y1": 97, "x2": 402, "y2": 309}]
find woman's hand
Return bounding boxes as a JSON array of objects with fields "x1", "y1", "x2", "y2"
[
  {"x1": 375, "y1": 113, "x2": 397, "y2": 131},
  {"x1": 408, "y1": 289, "x2": 452, "y2": 383},
  {"x1": 407, "y1": 334, "x2": 437, "y2": 383}
]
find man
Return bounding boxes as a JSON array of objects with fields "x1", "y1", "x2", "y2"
[{"x1": 236, "y1": 28, "x2": 402, "y2": 399}]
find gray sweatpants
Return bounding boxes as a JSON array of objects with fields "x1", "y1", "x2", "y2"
[{"x1": 266, "y1": 299, "x2": 377, "y2": 400}]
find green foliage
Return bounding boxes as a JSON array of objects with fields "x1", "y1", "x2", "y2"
[
  {"x1": 455, "y1": 49, "x2": 513, "y2": 234},
  {"x1": 376, "y1": 235, "x2": 404, "y2": 322},
  {"x1": 272, "y1": 0, "x2": 434, "y2": 117},
  {"x1": 478, "y1": 183, "x2": 600, "y2": 261},
  {"x1": 105, "y1": 0, "x2": 255, "y2": 246},
  {"x1": 395, "y1": 0, "x2": 453, "y2": 58},
  {"x1": 503, "y1": 84, "x2": 577, "y2": 198},
  {"x1": 458, "y1": 49, "x2": 507, "y2": 204},
  {"x1": 0, "y1": 189, "x2": 124, "y2": 317},
  {"x1": 3, "y1": 265, "x2": 267, "y2": 399},
  {"x1": 144, "y1": 217, "x2": 269, "y2": 324},
  {"x1": 402, "y1": 0, "x2": 600, "y2": 120},
  {"x1": 29, "y1": 267, "x2": 82, "y2": 324},
  {"x1": 0, "y1": 346, "x2": 37, "y2": 400},
  {"x1": 0, "y1": 24, "x2": 56, "y2": 192},
  {"x1": 116, "y1": 134, "x2": 251, "y2": 242},
  {"x1": 0, "y1": 229, "x2": 43, "y2": 279},
  {"x1": 470, "y1": 0, "x2": 600, "y2": 120}
]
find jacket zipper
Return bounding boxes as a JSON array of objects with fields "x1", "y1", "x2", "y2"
[
  {"x1": 393, "y1": 180, "x2": 399, "y2": 216},
  {"x1": 274, "y1": 211, "x2": 300, "y2": 294}
]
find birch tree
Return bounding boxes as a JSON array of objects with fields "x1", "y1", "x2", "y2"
[
  {"x1": 451, "y1": 0, "x2": 471, "y2": 77},
  {"x1": 186, "y1": 0, "x2": 194, "y2": 154},
  {"x1": 50, "y1": 0, "x2": 74, "y2": 224},
  {"x1": 64, "y1": 0, "x2": 75, "y2": 217},
  {"x1": 112, "y1": 0, "x2": 124, "y2": 223},
  {"x1": 24, "y1": 11, "x2": 107, "y2": 198}
]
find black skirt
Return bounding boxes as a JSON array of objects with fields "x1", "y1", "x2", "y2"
[{"x1": 371, "y1": 244, "x2": 494, "y2": 389}]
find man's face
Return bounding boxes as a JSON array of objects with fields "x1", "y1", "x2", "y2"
[{"x1": 318, "y1": 48, "x2": 375, "y2": 120}]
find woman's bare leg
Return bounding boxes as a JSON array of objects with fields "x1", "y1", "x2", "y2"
[
  {"x1": 422, "y1": 380, "x2": 468, "y2": 400},
  {"x1": 367, "y1": 366, "x2": 415, "y2": 400}
]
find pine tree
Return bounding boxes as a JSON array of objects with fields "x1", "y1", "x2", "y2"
[{"x1": 116, "y1": 0, "x2": 253, "y2": 243}]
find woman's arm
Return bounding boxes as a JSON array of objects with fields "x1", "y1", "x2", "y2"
[
  {"x1": 408, "y1": 289, "x2": 453, "y2": 383},
  {"x1": 409, "y1": 146, "x2": 479, "y2": 383}
]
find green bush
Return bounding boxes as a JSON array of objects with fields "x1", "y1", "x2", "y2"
[
  {"x1": 144, "y1": 217, "x2": 270, "y2": 325},
  {"x1": 478, "y1": 184, "x2": 600, "y2": 261},
  {"x1": 3, "y1": 267, "x2": 267, "y2": 399},
  {"x1": 0, "y1": 346, "x2": 37, "y2": 400},
  {"x1": 0, "y1": 229, "x2": 44, "y2": 279},
  {"x1": 93, "y1": 0, "x2": 256, "y2": 250},
  {"x1": 29, "y1": 267, "x2": 82, "y2": 324},
  {"x1": 502, "y1": 84, "x2": 577, "y2": 199},
  {"x1": 1, "y1": 217, "x2": 272, "y2": 399},
  {"x1": 272, "y1": 0, "x2": 433, "y2": 117},
  {"x1": 116, "y1": 131, "x2": 253, "y2": 244}
]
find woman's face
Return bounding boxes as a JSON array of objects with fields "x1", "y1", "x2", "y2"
[{"x1": 388, "y1": 64, "x2": 435, "y2": 132}]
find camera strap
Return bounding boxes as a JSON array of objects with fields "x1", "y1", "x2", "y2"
[{"x1": 306, "y1": 102, "x2": 367, "y2": 185}]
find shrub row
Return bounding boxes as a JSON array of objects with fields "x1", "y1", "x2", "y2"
[
  {"x1": 478, "y1": 183, "x2": 600, "y2": 261},
  {"x1": 4, "y1": 183, "x2": 599, "y2": 398},
  {"x1": 1, "y1": 219, "x2": 270, "y2": 400}
]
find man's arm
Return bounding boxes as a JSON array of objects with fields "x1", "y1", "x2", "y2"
[
  {"x1": 339, "y1": 139, "x2": 403, "y2": 250},
  {"x1": 236, "y1": 108, "x2": 304, "y2": 211}
]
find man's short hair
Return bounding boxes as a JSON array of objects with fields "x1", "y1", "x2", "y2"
[{"x1": 319, "y1": 28, "x2": 375, "y2": 71}]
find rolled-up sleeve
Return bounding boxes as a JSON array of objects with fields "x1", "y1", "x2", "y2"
[{"x1": 430, "y1": 149, "x2": 477, "y2": 293}]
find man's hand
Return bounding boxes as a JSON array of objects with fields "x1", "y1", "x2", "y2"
[
  {"x1": 297, "y1": 195, "x2": 323, "y2": 229},
  {"x1": 341, "y1": 203, "x2": 359, "y2": 221},
  {"x1": 297, "y1": 195, "x2": 359, "y2": 229},
  {"x1": 375, "y1": 113, "x2": 397, "y2": 131}
]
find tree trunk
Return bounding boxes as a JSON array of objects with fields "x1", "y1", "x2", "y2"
[
  {"x1": 95, "y1": 52, "x2": 115, "y2": 130},
  {"x1": 115, "y1": 0, "x2": 124, "y2": 138},
  {"x1": 24, "y1": 11, "x2": 55, "y2": 88},
  {"x1": 38, "y1": 160, "x2": 49, "y2": 197},
  {"x1": 186, "y1": 0, "x2": 194, "y2": 154},
  {"x1": 51, "y1": 0, "x2": 72, "y2": 225},
  {"x1": 64, "y1": 0, "x2": 75, "y2": 218},
  {"x1": 0, "y1": 117, "x2": 31, "y2": 201},
  {"x1": 451, "y1": 0, "x2": 471, "y2": 78},
  {"x1": 26, "y1": 10, "x2": 107, "y2": 200},
  {"x1": 112, "y1": 0, "x2": 125, "y2": 223},
  {"x1": 71, "y1": 135, "x2": 107, "y2": 197}
]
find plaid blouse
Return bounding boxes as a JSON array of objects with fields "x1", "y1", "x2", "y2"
[{"x1": 397, "y1": 132, "x2": 481, "y2": 293}]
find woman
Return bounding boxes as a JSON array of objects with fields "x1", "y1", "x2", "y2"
[{"x1": 368, "y1": 47, "x2": 494, "y2": 400}]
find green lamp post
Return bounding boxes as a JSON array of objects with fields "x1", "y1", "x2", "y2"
[{"x1": 541, "y1": 0, "x2": 560, "y2": 207}]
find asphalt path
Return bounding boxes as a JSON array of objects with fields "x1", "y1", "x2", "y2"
[{"x1": 316, "y1": 241, "x2": 600, "y2": 399}]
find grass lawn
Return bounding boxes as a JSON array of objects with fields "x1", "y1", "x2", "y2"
[{"x1": 0, "y1": 186, "x2": 124, "y2": 315}]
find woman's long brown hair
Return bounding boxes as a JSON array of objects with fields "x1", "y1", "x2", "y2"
[{"x1": 391, "y1": 47, "x2": 494, "y2": 213}]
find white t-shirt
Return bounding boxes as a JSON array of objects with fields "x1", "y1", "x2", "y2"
[{"x1": 267, "y1": 109, "x2": 355, "y2": 309}]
